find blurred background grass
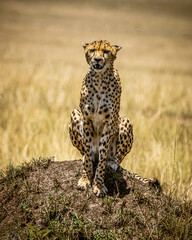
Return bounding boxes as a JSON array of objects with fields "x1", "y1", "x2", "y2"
[{"x1": 0, "y1": 0, "x2": 191, "y2": 198}]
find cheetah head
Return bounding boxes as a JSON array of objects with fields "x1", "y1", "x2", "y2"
[{"x1": 82, "y1": 40, "x2": 121, "y2": 72}]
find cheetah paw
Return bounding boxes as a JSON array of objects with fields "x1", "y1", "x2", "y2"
[
  {"x1": 93, "y1": 184, "x2": 108, "y2": 197},
  {"x1": 107, "y1": 161, "x2": 118, "y2": 171},
  {"x1": 78, "y1": 176, "x2": 91, "y2": 190}
]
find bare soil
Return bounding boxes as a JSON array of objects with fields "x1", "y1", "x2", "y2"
[{"x1": 0, "y1": 158, "x2": 191, "y2": 239}]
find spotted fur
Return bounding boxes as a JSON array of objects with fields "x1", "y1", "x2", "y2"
[{"x1": 69, "y1": 40, "x2": 134, "y2": 197}]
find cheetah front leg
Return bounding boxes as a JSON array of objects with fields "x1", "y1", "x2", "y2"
[{"x1": 93, "y1": 125, "x2": 112, "y2": 197}]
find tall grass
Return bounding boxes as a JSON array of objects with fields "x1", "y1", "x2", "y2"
[{"x1": 0, "y1": 0, "x2": 191, "y2": 198}]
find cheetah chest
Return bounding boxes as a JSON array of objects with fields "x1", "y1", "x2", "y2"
[
  {"x1": 88, "y1": 90, "x2": 111, "y2": 154},
  {"x1": 92, "y1": 93, "x2": 109, "y2": 133}
]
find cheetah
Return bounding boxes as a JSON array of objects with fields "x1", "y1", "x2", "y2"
[{"x1": 69, "y1": 40, "x2": 133, "y2": 197}]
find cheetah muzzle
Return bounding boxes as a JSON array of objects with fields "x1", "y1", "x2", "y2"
[
  {"x1": 69, "y1": 40, "x2": 134, "y2": 197},
  {"x1": 91, "y1": 62, "x2": 106, "y2": 71}
]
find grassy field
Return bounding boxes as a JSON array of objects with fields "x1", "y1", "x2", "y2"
[{"x1": 0, "y1": 0, "x2": 191, "y2": 199}]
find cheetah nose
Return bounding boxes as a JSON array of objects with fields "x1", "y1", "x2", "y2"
[{"x1": 94, "y1": 57, "x2": 102, "y2": 62}]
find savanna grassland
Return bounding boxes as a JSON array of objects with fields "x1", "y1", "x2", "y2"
[{"x1": 0, "y1": 0, "x2": 191, "y2": 199}]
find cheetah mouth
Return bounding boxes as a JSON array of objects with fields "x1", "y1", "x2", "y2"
[{"x1": 92, "y1": 63, "x2": 106, "y2": 71}]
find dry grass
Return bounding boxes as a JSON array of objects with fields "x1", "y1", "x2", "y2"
[{"x1": 0, "y1": 0, "x2": 191, "y2": 198}]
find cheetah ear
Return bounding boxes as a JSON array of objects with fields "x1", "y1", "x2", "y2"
[
  {"x1": 113, "y1": 45, "x2": 122, "y2": 52},
  {"x1": 82, "y1": 42, "x2": 89, "y2": 49}
]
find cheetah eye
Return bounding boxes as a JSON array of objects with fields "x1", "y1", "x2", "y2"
[
  {"x1": 103, "y1": 50, "x2": 110, "y2": 54},
  {"x1": 89, "y1": 49, "x2": 95, "y2": 53}
]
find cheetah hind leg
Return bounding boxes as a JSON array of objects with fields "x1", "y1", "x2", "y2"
[
  {"x1": 69, "y1": 109, "x2": 92, "y2": 190},
  {"x1": 69, "y1": 109, "x2": 85, "y2": 156},
  {"x1": 106, "y1": 158, "x2": 119, "y2": 171},
  {"x1": 107, "y1": 116, "x2": 133, "y2": 171}
]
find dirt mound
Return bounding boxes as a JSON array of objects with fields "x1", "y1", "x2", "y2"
[{"x1": 0, "y1": 158, "x2": 191, "y2": 239}]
